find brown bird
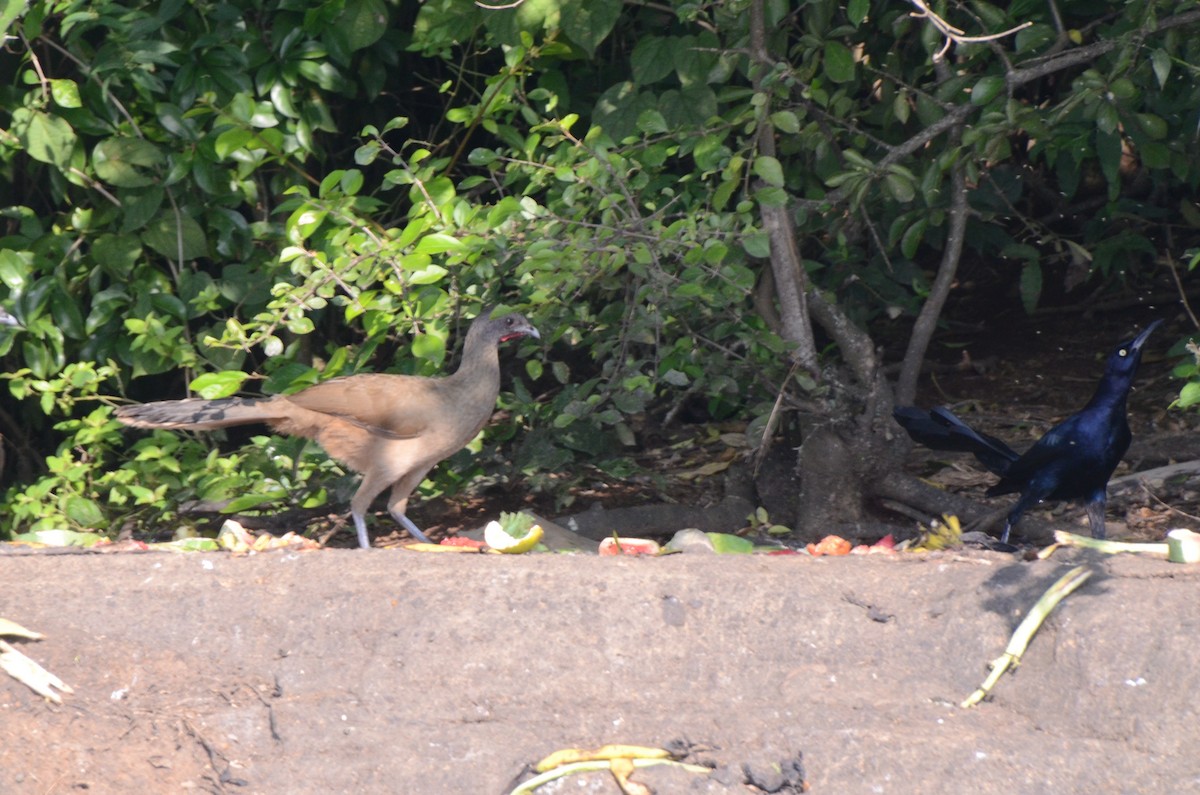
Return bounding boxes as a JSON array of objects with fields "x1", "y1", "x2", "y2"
[{"x1": 116, "y1": 311, "x2": 540, "y2": 548}]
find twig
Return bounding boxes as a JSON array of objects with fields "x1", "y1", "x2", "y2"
[
  {"x1": 753, "y1": 359, "x2": 800, "y2": 478},
  {"x1": 1138, "y1": 480, "x2": 1200, "y2": 524},
  {"x1": 1163, "y1": 235, "x2": 1199, "y2": 330}
]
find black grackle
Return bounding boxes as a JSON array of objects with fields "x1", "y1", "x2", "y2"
[{"x1": 894, "y1": 319, "x2": 1163, "y2": 543}]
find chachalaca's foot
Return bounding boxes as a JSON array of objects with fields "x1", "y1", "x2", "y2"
[
  {"x1": 353, "y1": 513, "x2": 372, "y2": 549},
  {"x1": 391, "y1": 510, "x2": 432, "y2": 544}
]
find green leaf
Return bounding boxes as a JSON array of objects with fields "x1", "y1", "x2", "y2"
[
  {"x1": 15, "y1": 109, "x2": 76, "y2": 168},
  {"x1": 847, "y1": 0, "x2": 869, "y2": 26},
  {"x1": 411, "y1": 332, "x2": 446, "y2": 363},
  {"x1": 49, "y1": 78, "x2": 82, "y2": 108},
  {"x1": 413, "y1": 233, "x2": 465, "y2": 254},
  {"x1": 884, "y1": 172, "x2": 915, "y2": 203},
  {"x1": 142, "y1": 212, "x2": 209, "y2": 260},
  {"x1": 93, "y1": 138, "x2": 164, "y2": 187},
  {"x1": 222, "y1": 490, "x2": 288, "y2": 513},
  {"x1": 1109, "y1": 77, "x2": 1136, "y2": 101},
  {"x1": 560, "y1": 0, "x2": 620, "y2": 58},
  {"x1": 823, "y1": 41, "x2": 855, "y2": 83},
  {"x1": 1136, "y1": 113, "x2": 1168, "y2": 141},
  {"x1": 970, "y1": 75, "x2": 1005, "y2": 106},
  {"x1": 65, "y1": 497, "x2": 106, "y2": 528},
  {"x1": 743, "y1": 233, "x2": 771, "y2": 258},
  {"x1": 339, "y1": 0, "x2": 388, "y2": 51},
  {"x1": 1151, "y1": 48, "x2": 1171, "y2": 88},
  {"x1": 551, "y1": 360, "x2": 570, "y2": 384},
  {"x1": 769, "y1": 110, "x2": 800, "y2": 134},
  {"x1": 630, "y1": 35, "x2": 675, "y2": 85},
  {"x1": 900, "y1": 218, "x2": 927, "y2": 259},
  {"x1": 406, "y1": 264, "x2": 449, "y2": 285},
  {"x1": 754, "y1": 186, "x2": 788, "y2": 207},
  {"x1": 753, "y1": 155, "x2": 785, "y2": 187},
  {"x1": 190, "y1": 371, "x2": 250, "y2": 399},
  {"x1": 1, "y1": 0, "x2": 27, "y2": 42},
  {"x1": 214, "y1": 128, "x2": 254, "y2": 159},
  {"x1": 636, "y1": 109, "x2": 669, "y2": 135}
]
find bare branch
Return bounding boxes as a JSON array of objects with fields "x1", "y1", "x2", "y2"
[
  {"x1": 896, "y1": 157, "x2": 969, "y2": 405},
  {"x1": 906, "y1": 0, "x2": 1032, "y2": 62},
  {"x1": 749, "y1": 0, "x2": 818, "y2": 371}
]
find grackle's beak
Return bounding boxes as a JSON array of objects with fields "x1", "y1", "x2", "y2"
[{"x1": 1127, "y1": 318, "x2": 1164, "y2": 352}]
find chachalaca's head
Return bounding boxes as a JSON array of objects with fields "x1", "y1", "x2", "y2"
[
  {"x1": 1104, "y1": 318, "x2": 1162, "y2": 380},
  {"x1": 472, "y1": 311, "x2": 540, "y2": 345}
]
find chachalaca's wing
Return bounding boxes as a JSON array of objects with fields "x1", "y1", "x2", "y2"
[{"x1": 283, "y1": 374, "x2": 445, "y2": 440}]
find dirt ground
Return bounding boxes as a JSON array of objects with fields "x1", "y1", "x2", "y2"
[
  {"x1": 3, "y1": 547, "x2": 1200, "y2": 794},
  {"x1": 4, "y1": 310, "x2": 1200, "y2": 794}
]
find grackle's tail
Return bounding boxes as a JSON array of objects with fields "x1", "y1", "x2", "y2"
[{"x1": 893, "y1": 406, "x2": 1020, "y2": 476}]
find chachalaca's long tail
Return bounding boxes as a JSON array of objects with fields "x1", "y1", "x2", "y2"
[{"x1": 115, "y1": 397, "x2": 285, "y2": 430}]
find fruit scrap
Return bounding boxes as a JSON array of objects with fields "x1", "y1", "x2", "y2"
[
  {"x1": 484, "y1": 520, "x2": 545, "y2": 553},
  {"x1": 217, "y1": 520, "x2": 320, "y2": 554},
  {"x1": 598, "y1": 536, "x2": 661, "y2": 556},
  {"x1": 440, "y1": 536, "x2": 487, "y2": 549},
  {"x1": 806, "y1": 535, "x2": 852, "y2": 557},
  {"x1": 851, "y1": 534, "x2": 896, "y2": 555}
]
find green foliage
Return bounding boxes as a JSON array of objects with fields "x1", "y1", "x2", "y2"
[
  {"x1": 1171, "y1": 248, "x2": 1200, "y2": 410},
  {"x1": 1, "y1": 0, "x2": 1198, "y2": 536}
]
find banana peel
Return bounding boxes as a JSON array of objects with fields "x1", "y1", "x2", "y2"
[
  {"x1": 535, "y1": 744, "x2": 674, "y2": 772},
  {"x1": 909, "y1": 514, "x2": 962, "y2": 551},
  {"x1": 0, "y1": 621, "x2": 72, "y2": 705},
  {"x1": 510, "y1": 744, "x2": 711, "y2": 795},
  {"x1": 403, "y1": 542, "x2": 491, "y2": 554},
  {"x1": 962, "y1": 564, "x2": 1092, "y2": 708}
]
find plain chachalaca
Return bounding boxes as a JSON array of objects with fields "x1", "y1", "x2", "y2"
[
  {"x1": 116, "y1": 311, "x2": 539, "y2": 548},
  {"x1": 894, "y1": 319, "x2": 1162, "y2": 542}
]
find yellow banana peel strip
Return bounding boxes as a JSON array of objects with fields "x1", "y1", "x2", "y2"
[
  {"x1": 0, "y1": 639, "x2": 73, "y2": 704},
  {"x1": 0, "y1": 618, "x2": 45, "y2": 640},
  {"x1": 402, "y1": 542, "x2": 489, "y2": 553},
  {"x1": 510, "y1": 758, "x2": 711, "y2": 795},
  {"x1": 535, "y1": 744, "x2": 674, "y2": 772},
  {"x1": 962, "y1": 564, "x2": 1092, "y2": 708}
]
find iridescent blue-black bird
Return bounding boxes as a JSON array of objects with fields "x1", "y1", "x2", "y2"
[{"x1": 894, "y1": 320, "x2": 1162, "y2": 543}]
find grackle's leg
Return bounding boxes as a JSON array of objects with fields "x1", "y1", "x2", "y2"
[{"x1": 1084, "y1": 497, "x2": 1108, "y2": 540}]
